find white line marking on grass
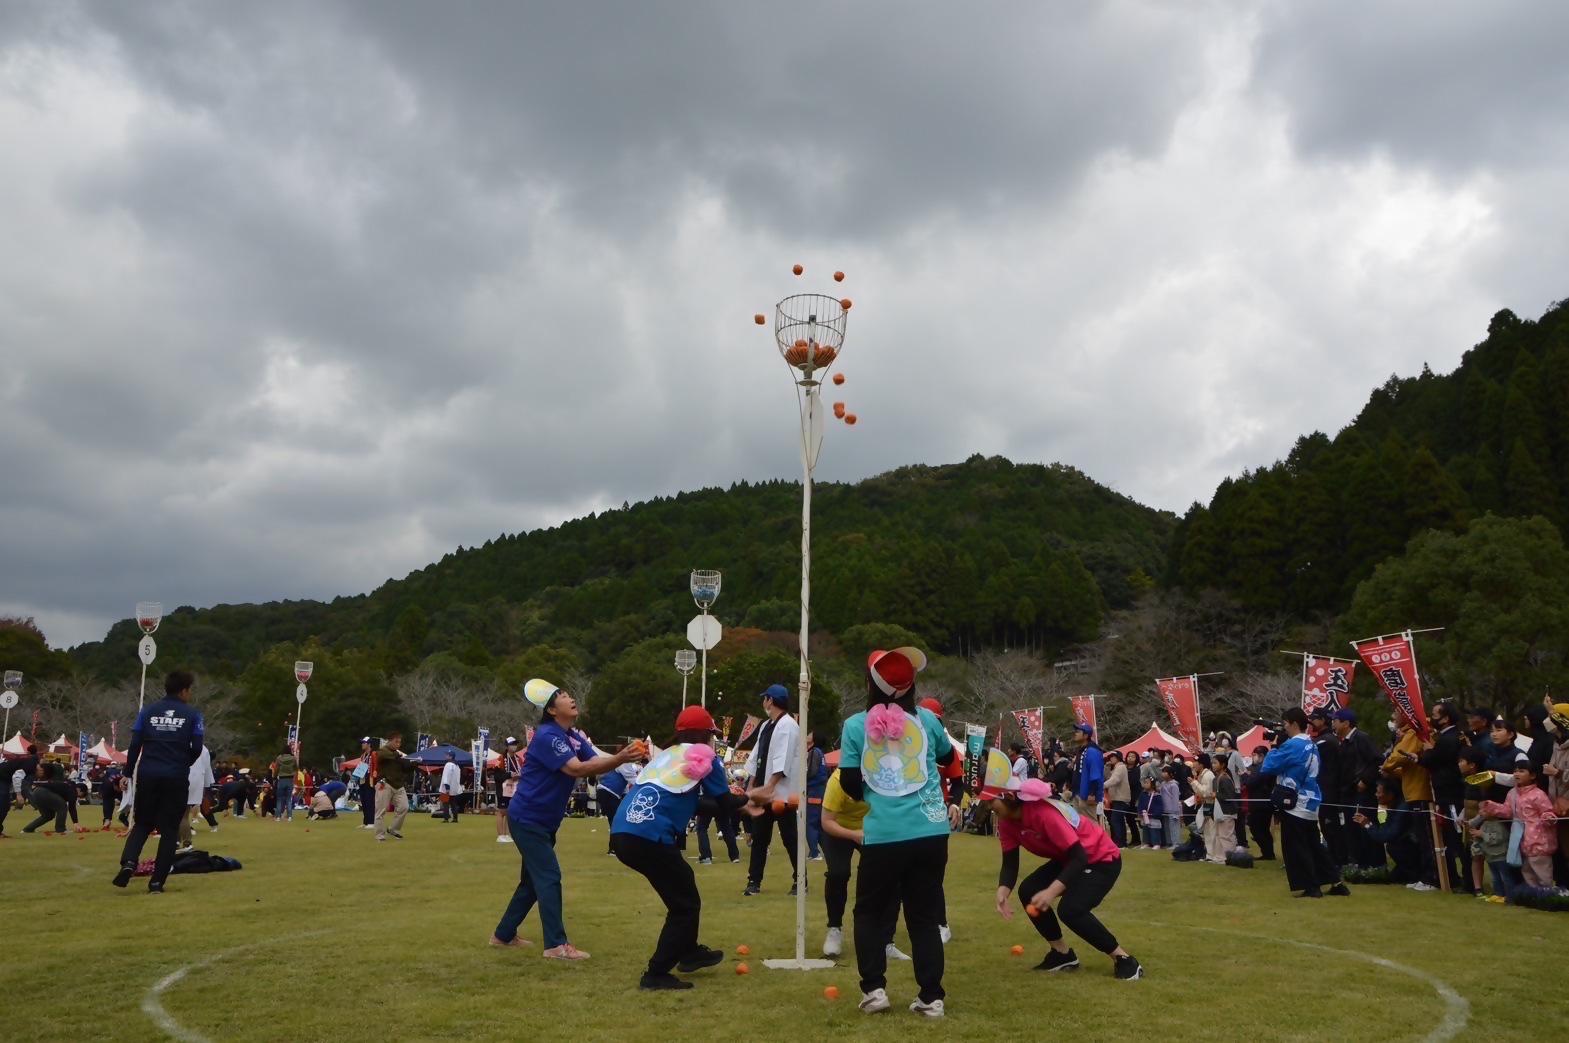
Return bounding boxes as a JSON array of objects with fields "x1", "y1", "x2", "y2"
[
  {"x1": 1149, "y1": 922, "x2": 1469, "y2": 1042},
  {"x1": 142, "y1": 931, "x2": 327, "y2": 1042}
]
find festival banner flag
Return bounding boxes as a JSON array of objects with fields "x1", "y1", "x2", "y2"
[
  {"x1": 416, "y1": 733, "x2": 434, "y2": 752},
  {"x1": 736, "y1": 714, "x2": 761, "y2": 747},
  {"x1": 524, "y1": 726, "x2": 535, "y2": 745},
  {"x1": 1011, "y1": 708, "x2": 1044, "y2": 763},
  {"x1": 1156, "y1": 675, "x2": 1203, "y2": 755},
  {"x1": 720, "y1": 716, "x2": 734, "y2": 744},
  {"x1": 1301, "y1": 654, "x2": 1357, "y2": 715},
  {"x1": 1352, "y1": 631, "x2": 1431, "y2": 741},
  {"x1": 964, "y1": 723, "x2": 987, "y2": 793},
  {"x1": 287, "y1": 724, "x2": 299, "y2": 753},
  {"x1": 1070, "y1": 695, "x2": 1098, "y2": 735},
  {"x1": 78, "y1": 730, "x2": 91, "y2": 774}
]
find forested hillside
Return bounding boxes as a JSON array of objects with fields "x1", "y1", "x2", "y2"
[{"x1": 1170, "y1": 299, "x2": 1569, "y2": 614}]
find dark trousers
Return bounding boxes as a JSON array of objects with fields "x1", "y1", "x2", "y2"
[
  {"x1": 1247, "y1": 808, "x2": 1276, "y2": 859},
  {"x1": 443, "y1": 795, "x2": 460, "y2": 822},
  {"x1": 1233, "y1": 804, "x2": 1248, "y2": 848},
  {"x1": 598, "y1": 792, "x2": 622, "y2": 852},
  {"x1": 853, "y1": 835, "x2": 947, "y2": 1003},
  {"x1": 359, "y1": 783, "x2": 375, "y2": 826},
  {"x1": 25, "y1": 790, "x2": 70, "y2": 832},
  {"x1": 696, "y1": 807, "x2": 739, "y2": 862},
  {"x1": 0, "y1": 792, "x2": 10, "y2": 833},
  {"x1": 822, "y1": 832, "x2": 901, "y2": 940},
  {"x1": 1018, "y1": 858, "x2": 1122, "y2": 954},
  {"x1": 102, "y1": 792, "x2": 116, "y2": 824},
  {"x1": 199, "y1": 805, "x2": 218, "y2": 828},
  {"x1": 612, "y1": 833, "x2": 703, "y2": 976},
  {"x1": 494, "y1": 821, "x2": 567, "y2": 948},
  {"x1": 1434, "y1": 803, "x2": 1468, "y2": 891},
  {"x1": 747, "y1": 807, "x2": 799, "y2": 887},
  {"x1": 118, "y1": 776, "x2": 188, "y2": 886},
  {"x1": 1279, "y1": 812, "x2": 1340, "y2": 893},
  {"x1": 1406, "y1": 801, "x2": 1438, "y2": 886},
  {"x1": 1319, "y1": 805, "x2": 1349, "y2": 866},
  {"x1": 1107, "y1": 801, "x2": 1134, "y2": 846},
  {"x1": 806, "y1": 801, "x2": 823, "y2": 858}
]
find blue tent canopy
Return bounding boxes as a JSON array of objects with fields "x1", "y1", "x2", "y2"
[{"x1": 407, "y1": 743, "x2": 497, "y2": 766}]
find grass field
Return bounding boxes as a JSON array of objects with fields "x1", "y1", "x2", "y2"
[{"x1": 2, "y1": 810, "x2": 1564, "y2": 1042}]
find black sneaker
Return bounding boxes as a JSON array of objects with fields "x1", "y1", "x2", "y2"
[
  {"x1": 1296, "y1": 889, "x2": 1323, "y2": 898},
  {"x1": 147, "y1": 881, "x2": 165, "y2": 894},
  {"x1": 743, "y1": 883, "x2": 761, "y2": 897},
  {"x1": 1327, "y1": 883, "x2": 1351, "y2": 897},
  {"x1": 389, "y1": 830, "x2": 404, "y2": 839},
  {"x1": 1035, "y1": 948, "x2": 1079, "y2": 972},
  {"x1": 1114, "y1": 955, "x2": 1143, "y2": 980},
  {"x1": 639, "y1": 972, "x2": 694, "y2": 991},
  {"x1": 112, "y1": 862, "x2": 135, "y2": 888},
  {"x1": 788, "y1": 884, "x2": 799, "y2": 897},
  {"x1": 676, "y1": 946, "x2": 725, "y2": 973}
]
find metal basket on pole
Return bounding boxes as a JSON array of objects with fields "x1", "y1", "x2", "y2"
[
  {"x1": 761, "y1": 275, "x2": 849, "y2": 972},
  {"x1": 674, "y1": 649, "x2": 697, "y2": 708},
  {"x1": 688, "y1": 570, "x2": 722, "y2": 708}
]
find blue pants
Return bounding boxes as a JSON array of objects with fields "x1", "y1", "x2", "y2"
[
  {"x1": 495, "y1": 821, "x2": 567, "y2": 948},
  {"x1": 806, "y1": 802, "x2": 823, "y2": 858},
  {"x1": 275, "y1": 779, "x2": 294, "y2": 820}
]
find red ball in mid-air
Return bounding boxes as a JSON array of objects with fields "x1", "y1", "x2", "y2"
[
  {"x1": 754, "y1": 314, "x2": 766, "y2": 325},
  {"x1": 844, "y1": 414, "x2": 858, "y2": 425},
  {"x1": 839, "y1": 298, "x2": 852, "y2": 310},
  {"x1": 792, "y1": 264, "x2": 804, "y2": 275},
  {"x1": 833, "y1": 271, "x2": 845, "y2": 282},
  {"x1": 832, "y1": 372, "x2": 845, "y2": 385}
]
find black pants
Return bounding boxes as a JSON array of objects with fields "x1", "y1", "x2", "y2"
[
  {"x1": 822, "y1": 831, "x2": 902, "y2": 942},
  {"x1": 1018, "y1": 858, "x2": 1123, "y2": 954},
  {"x1": 1405, "y1": 801, "x2": 1438, "y2": 886},
  {"x1": 598, "y1": 792, "x2": 621, "y2": 852},
  {"x1": 1233, "y1": 804, "x2": 1248, "y2": 848},
  {"x1": 1247, "y1": 808, "x2": 1275, "y2": 859},
  {"x1": 1319, "y1": 805, "x2": 1349, "y2": 866},
  {"x1": 101, "y1": 792, "x2": 116, "y2": 824},
  {"x1": 118, "y1": 776, "x2": 189, "y2": 886},
  {"x1": 854, "y1": 835, "x2": 947, "y2": 1003},
  {"x1": 747, "y1": 807, "x2": 799, "y2": 887},
  {"x1": 0, "y1": 791, "x2": 11, "y2": 833},
  {"x1": 696, "y1": 807, "x2": 739, "y2": 862},
  {"x1": 25, "y1": 790, "x2": 70, "y2": 832},
  {"x1": 1107, "y1": 801, "x2": 1134, "y2": 846},
  {"x1": 612, "y1": 833, "x2": 703, "y2": 976},
  {"x1": 1280, "y1": 812, "x2": 1340, "y2": 893},
  {"x1": 1434, "y1": 803, "x2": 1468, "y2": 892},
  {"x1": 359, "y1": 783, "x2": 375, "y2": 826},
  {"x1": 198, "y1": 804, "x2": 218, "y2": 828}
]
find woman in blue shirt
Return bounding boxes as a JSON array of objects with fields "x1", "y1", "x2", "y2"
[
  {"x1": 611, "y1": 704, "x2": 747, "y2": 990},
  {"x1": 838, "y1": 648, "x2": 961, "y2": 1018},
  {"x1": 490, "y1": 679, "x2": 643, "y2": 960}
]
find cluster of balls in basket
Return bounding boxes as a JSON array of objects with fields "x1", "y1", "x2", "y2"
[{"x1": 754, "y1": 264, "x2": 857, "y2": 425}]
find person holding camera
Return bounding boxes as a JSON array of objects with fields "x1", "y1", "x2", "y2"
[{"x1": 1260, "y1": 709, "x2": 1349, "y2": 899}]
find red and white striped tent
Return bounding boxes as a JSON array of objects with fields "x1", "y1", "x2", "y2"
[
  {"x1": 86, "y1": 739, "x2": 128, "y2": 765},
  {"x1": 3, "y1": 731, "x2": 36, "y2": 756}
]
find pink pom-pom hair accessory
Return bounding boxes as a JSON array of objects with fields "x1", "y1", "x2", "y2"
[
  {"x1": 865, "y1": 703, "x2": 908, "y2": 744},
  {"x1": 681, "y1": 743, "x2": 716, "y2": 780}
]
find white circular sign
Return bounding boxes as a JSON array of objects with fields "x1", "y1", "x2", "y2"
[
  {"x1": 138, "y1": 635, "x2": 157, "y2": 665},
  {"x1": 686, "y1": 614, "x2": 723, "y2": 651},
  {"x1": 0, "y1": 690, "x2": 17, "y2": 709},
  {"x1": 296, "y1": 684, "x2": 309, "y2": 704}
]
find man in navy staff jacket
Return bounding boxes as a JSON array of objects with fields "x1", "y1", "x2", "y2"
[{"x1": 114, "y1": 670, "x2": 204, "y2": 893}]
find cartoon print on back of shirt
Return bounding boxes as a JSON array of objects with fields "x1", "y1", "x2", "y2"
[
  {"x1": 864, "y1": 715, "x2": 929, "y2": 798},
  {"x1": 634, "y1": 744, "x2": 702, "y2": 794},
  {"x1": 624, "y1": 787, "x2": 660, "y2": 824}
]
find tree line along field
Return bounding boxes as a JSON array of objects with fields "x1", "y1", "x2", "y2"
[{"x1": 2, "y1": 812, "x2": 1563, "y2": 1042}]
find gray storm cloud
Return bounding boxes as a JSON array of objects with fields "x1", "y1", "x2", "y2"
[{"x1": 1, "y1": 1, "x2": 1564, "y2": 646}]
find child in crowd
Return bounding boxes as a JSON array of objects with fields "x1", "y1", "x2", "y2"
[
  {"x1": 1158, "y1": 767, "x2": 1182, "y2": 852},
  {"x1": 1209, "y1": 755, "x2": 1238, "y2": 862},
  {"x1": 1480, "y1": 760, "x2": 1559, "y2": 890},
  {"x1": 1137, "y1": 777, "x2": 1165, "y2": 848},
  {"x1": 1457, "y1": 746, "x2": 1490, "y2": 896}
]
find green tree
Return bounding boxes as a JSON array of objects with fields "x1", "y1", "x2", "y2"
[{"x1": 1338, "y1": 514, "x2": 1569, "y2": 710}]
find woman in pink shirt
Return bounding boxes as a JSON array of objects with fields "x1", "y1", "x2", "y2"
[{"x1": 988, "y1": 772, "x2": 1143, "y2": 980}]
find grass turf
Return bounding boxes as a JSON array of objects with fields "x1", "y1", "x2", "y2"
[{"x1": 1, "y1": 811, "x2": 1563, "y2": 1042}]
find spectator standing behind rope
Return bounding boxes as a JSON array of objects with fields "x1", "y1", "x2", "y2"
[
  {"x1": 1260, "y1": 708, "x2": 1349, "y2": 900},
  {"x1": 1382, "y1": 718, "x2": 1438, "y2": 892},
  {"x1": 1331, "y1": 709, "x2": 1382, "y2": 867},
  {"x1": 1103, "y1": 751, "x2": 1133, "y2": 848},
  {"x1": 1240, "y1": 747, "x2": 1276, "y2": 860},
  {"x1": 113, "y1": 670, "x2": 204, "y2": 894},
  {"x1": 1306, "y1": 709, "x2": 1347, "y2": 868},
  {"x1": 496, "y1": 737, "x2": 523, "y2": 845},
  {"x1": 1543, "y1": 701, "x2": 1569, "y2": 887},
  {"x1": 1418, "y1": 702, "x2": 1471, "y2": 894},
  {"x1": 1070, "y1": 724, "x2": 1105, "y2": 831}
]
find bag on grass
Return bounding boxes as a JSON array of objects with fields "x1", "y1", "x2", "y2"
[{"x1": 1224, "y1": 848, "x2": 1254, "y2": 869}]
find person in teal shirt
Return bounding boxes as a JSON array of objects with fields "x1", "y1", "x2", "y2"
[{"x1": 837, "y1": 648, "x2": 960, "y2": 1019}]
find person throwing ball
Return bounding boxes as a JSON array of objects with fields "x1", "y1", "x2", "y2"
[
  {"x1": 981, "y1": 748, "x2": 1143, "y2": 980},
  {"x1": 610, "y1": 705, "x2": 748, "y2": 990}
]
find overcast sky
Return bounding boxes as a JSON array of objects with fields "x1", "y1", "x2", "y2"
[{"x1": 4, "y1": 1, "x2": 1567, "y2": 649}]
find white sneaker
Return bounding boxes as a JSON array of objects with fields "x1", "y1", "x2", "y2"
[
  {"x1": 909, "y1": 998, "x2": 945, "y2": 1018},
  {"x1": 886, "y1": 943, "x2": 911, "y2": 961},
  {"x1": 496, "y1": 835, "x2": 511, "y2": 844},
  {"x1": 1408, "y1": 882, "x2": 1438, "y2": 892},
  {"x1": 938, "y1": 924, "x2": 952, "y2": 944},
  {"x1": 858, "y1": 988, "x2": 890, "y2": 1013},
  {"x1": 823, "y1": 927, "x2": 843, "y2": 957}
]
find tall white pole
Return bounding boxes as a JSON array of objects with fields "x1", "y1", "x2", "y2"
[
  {"x1": 700, "y1": 607, "x2": 709, "y2": 709},
  {"x1": 793, "y1": 381, "x2": 818, "y2": 965},
  {"x1": 681, "y1": 672, "x2": 689, "y2": 709},
  {"x1": 138, "y1": 663, "x2": 147, "y2": 712}
]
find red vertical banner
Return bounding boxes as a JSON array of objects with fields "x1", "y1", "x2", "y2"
[
  {"x1": 720, "y1": 716, "x2": 734, "y2": 745},
  {"x1": 1155, "y1": 675, "x2": 1202, "y2": 755},
  {"x1": 1301, "y1": 654, "x2": 1357, "y2": 715},
  {"x1": 1352, "y1": 632, "x2": 1431, "y2": 741},
  {"x1": 736, "y1": 715, "x2": 761, "y2": 747},
  {"x1": 1070, "y1": 695, "x2": 1097, "y2": 735},
  {"x1": 1011, "y1": 708, "x2": 1044, "y2": 763}
]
